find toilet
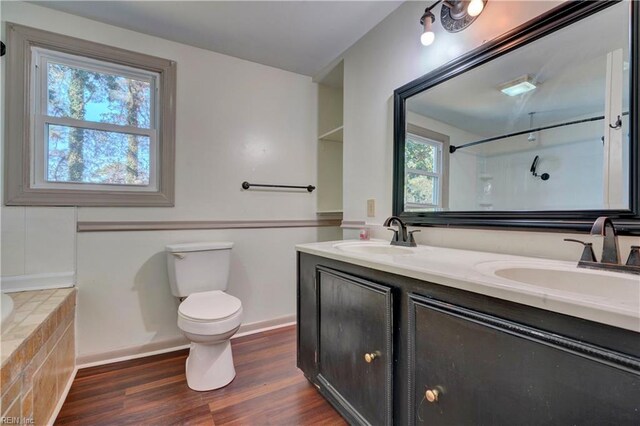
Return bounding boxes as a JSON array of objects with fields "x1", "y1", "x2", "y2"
[{"x1": 165, "y1": 242, "x2": 242, "y2": 391}]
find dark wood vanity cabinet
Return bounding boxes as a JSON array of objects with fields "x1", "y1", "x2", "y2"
[
  {"x1": 315, "y1": 268, "x2": 393, "y2": 425},
  {"x1": 297, "y1": 253, "x2": 640, "y2": 426},
  {"x1": 409, "y1": 295, "x2": 640, "y2": 425}
]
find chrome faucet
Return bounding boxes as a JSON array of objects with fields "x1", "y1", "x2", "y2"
[
  {"x1": 564, "y1": 216, "x2": 640, "y2": 275},
  {"x1": 383, "y1": 216, "x2": 419, "y2": 247}
]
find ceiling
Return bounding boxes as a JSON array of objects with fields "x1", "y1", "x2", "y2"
[
  {"x1": 30, "y1": 1, "x2": 402, "y2": 77},
  {"x1": 407, "y1": 1, "x2": 630, "y2": 150}
]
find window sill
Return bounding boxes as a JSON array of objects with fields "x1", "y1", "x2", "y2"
[{"x1": 5, "y1": 187, "x2": 174, "y2": 207}]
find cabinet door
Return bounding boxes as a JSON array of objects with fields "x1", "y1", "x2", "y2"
[
  {"x1": 408, "y1": 295, "x2": 640, "y2": 426},
  {"x1": 317, "y1": 267, "x2": 393, "y2": 426}
]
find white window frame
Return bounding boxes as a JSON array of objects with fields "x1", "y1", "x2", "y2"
[
  {"x1": 5, "y1": 23, "x2": 176, "y2": 207},
  {"x1": 405, "y1": 133, "x2": 444, "y2": 209},
  {"x1": 31, "y1": 48, "x2": 160, "y2": 192}
]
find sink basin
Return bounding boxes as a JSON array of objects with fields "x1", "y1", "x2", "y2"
[
  {"x1": 333, "y1": 241, "x2": 415, "y2": 255},
  {"x1": 478, "y1": 261, "x2": 639, "y2": 304}
]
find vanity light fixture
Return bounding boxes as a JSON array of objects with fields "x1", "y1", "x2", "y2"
[
  {"x1": 419, "y1": 0, "x2": 487, "y2": 46},
  {"x1": 420, "y1": 9, "x2": 436, "y2": 46},
  {"x1": 499, "y1": 75, "x2": 537, "y2": 97},
  {"x1": 467, "y1": 0, "x2": 485, "y2": 17}
]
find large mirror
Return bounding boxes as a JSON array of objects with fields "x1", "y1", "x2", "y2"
[{"x1": 394, "y1": 1, "x2": 639, "y2": 232}]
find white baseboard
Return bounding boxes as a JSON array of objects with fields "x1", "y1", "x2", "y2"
[
  {"x1": 1, "y1": 272, "x2": 75, "y2": 293},
  {"x1": 76, "y1": 336, "x2": 191, "y2": 367},
  {"x1": 235, "y1": 314, "x2": 295, "y2": 338},
  {"x1": 49, "y1": 366, "x2": 78, "y2": 426},
  {"x1": 76, "y1": 314, "x2": 297, "y2": 369}
]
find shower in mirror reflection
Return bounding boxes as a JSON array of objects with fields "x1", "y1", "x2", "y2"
[{"x1": 527, "y1": 112, "x2": 537, "y2": 143}]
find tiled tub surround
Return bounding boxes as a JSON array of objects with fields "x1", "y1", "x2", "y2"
[{"x1": 0, "y1": 289, "x2": 76, "y2": 425}]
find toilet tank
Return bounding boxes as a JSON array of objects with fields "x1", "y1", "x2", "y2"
[{"x1": 166, "y1": 242, "x2": 233, "y2": 297}]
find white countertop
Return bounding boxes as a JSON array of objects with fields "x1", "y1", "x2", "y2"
[{"x1": 296, "y1": 240, "x2": 640, "y2": 332}]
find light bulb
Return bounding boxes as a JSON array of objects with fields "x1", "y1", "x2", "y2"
[
  {"x1": 467, "y1": 0, "x2": 484, "y2": 17},
  {"x1": 421, "y1": 31, "x2": 435, "y2": 46},
  {"x1": 420, "y1": 12, "x2": 435, "y2": 46}
]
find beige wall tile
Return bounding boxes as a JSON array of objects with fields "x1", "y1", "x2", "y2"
[
  {"x1": 6, "y1": 311, "x2": 30, "y2": 326},
  {"x1": 45, "y1": 323, "x2": 64, "y2": 355},
  {"x1": 2, "y1": 289, "x2": 76, "y2": 381},
  {"x1": 20, "y1": 314, "x2": 49, "y2": 327},
  {"x1": 0, "y1": 339, "x2": 22, "y2": 362},
  {"x1": 0, "y1": 376, "x2": 21, "y2": 416},
  {"x1": 32, "y1": 353, "x2": 57, "y2": 425},
  {"x1": 28, "y1": 290, "x2": 56, "y2": 303},
  {"x1": 16, "y1": 301, "x2": 42, "y2": 313},
  {"x1": 59, "y1": 312, "x2": 73, "y2": 331},
  {"x1": 42, "y1": 318, "x2": 59, "y2": 351},
  {"x1": 55, "y1": 324, "x2": 75, "y2": 401},
  {"x1": 2, "y1": 397, "x2": 21, "y2": 421},
  {"x1": 21, "y1": 345, "x2": 46, "y2": 398},
  {"x1": 21, "y1": 388, "x2": 33, "y2": 420},
  {"x1": 8, "y1": 292, "x2": 35, "y2": 307},
  {"x1": 0, "y1": 289, "x2": 76, "y2": 426},
  {"x1": 1, "y1": 343, "x2": 28, "y2": 387},
  {"x1": 3, "y1": 324, "x2": 39, "y2": 344}
]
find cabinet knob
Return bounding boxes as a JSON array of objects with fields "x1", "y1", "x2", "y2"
[
  {"x1": 425, "y1": 389, "x2": 439, "y2": 403},
  {"x1": 364, "y1": 352, "x2": 378, "y2": 363}
]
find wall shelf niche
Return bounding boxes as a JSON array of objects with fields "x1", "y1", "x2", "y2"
[
  {"x1": 316, "y1": 60, "x2": 344, "y2": 236},
  {"x1": 319, "y1": 126, "x2": 343, "y2": 143}
]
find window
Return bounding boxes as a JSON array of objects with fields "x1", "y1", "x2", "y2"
[
  {"x1": 404, "y1": 125, "x2": 450, "y2": 211},
  {"x1": 5, "y1": 23, "x2": 176, "y2": 206},
  {"x1": 35, "y1": 49, "x2": 158, "y2": 190}
]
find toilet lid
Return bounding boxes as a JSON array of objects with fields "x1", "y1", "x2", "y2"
[{"x1": 179, "y1": 290, "x2": 242, "y2": 321}]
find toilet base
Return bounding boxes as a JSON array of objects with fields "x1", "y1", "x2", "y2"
[{"x1": 185, "y1": 340, "x2": 236, "y2": 391}]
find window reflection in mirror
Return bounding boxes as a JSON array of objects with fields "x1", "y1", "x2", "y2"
[
  {"x1": 404, "y1": 1, "x2": 630, "y2": 212},
  {"x1": 404, "y1": 124, "x2": 450, "y2": 211}
]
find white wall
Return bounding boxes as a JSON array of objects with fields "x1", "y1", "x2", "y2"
[
  {"x1": 1, "y1": 208, "x2": 76, "y2": 278},
  {"x1": 342, "y1": 1, "x2": 639, "y2": 260},
  {"x1": 1, "y1": 2, "x2": 326, "y2": 360},
  {"x1": 75, "y1": 227, "x2": 320, "y2": 361}
]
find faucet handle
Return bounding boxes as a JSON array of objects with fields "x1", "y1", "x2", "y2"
[
  {"x1": 626, "y1": 246, "x2": 640, "y2": 267},
  {"x1": 564, "y1": 239, "x2": 597, "y2": 263},
  {"x1": 386, "y1": 227, "x2": 399, "y2": 242},
  {"x1": 408, "y1": 230, "x2": 421, "y2": 244}
]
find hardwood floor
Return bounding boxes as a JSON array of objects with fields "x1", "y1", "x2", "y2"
[{"x1": 56, "y1": 325, "x2": 346, "y2": 425}]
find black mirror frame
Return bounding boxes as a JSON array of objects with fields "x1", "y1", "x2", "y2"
[{"x1": 393, "y1": 0, "x2": 640, "y2": 235}]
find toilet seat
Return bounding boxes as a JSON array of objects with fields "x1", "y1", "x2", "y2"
[
  {"x1": 177, "y1": 291, "x2": 243, "y2": 337},
  {"x1": 179, "y1": 290, "x2": 241, "y2": 322}
]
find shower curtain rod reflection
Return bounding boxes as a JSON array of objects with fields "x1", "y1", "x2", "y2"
[{"x1": 448, "y1": 111, "x2": 629, "y2": 154}]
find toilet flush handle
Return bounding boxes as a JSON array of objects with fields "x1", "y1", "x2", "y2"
[{"x1": 172, "y1": 253, "x2": 186, "y2": 260}]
